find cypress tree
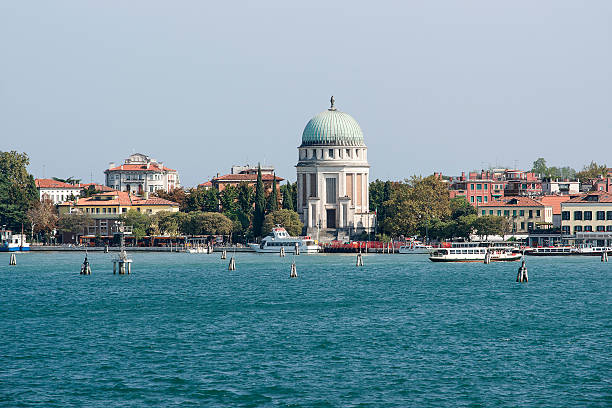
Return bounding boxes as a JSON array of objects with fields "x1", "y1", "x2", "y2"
[
  {"x1": 267, "y1": 173, "x2": 278, "y2": 212},
  {"x1": 253, "y1": 165, "x2": 266, "y2": 237},
  {"x1": 281, "y1": 181, "x2": 294, "y2": 211}
]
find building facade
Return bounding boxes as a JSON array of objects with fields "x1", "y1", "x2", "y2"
[
  {"x1": 35, "y1": 179, "x2": 82, "y2": 204},
  {"x1": 104, "y1": 153, "x2": 180, "y2": 195},
  {"x1": 560, "y1": 192, "x2": 612, "y2": 245},
  {"x1": 296, "y1": 98, "x2": 374, "y2": 240},
  {"x1": 57, "y1": 191, "x2": 179, "y2": 238},
  {"x1": 477, "y1": 197, "x2": 552, "y2": 233}
]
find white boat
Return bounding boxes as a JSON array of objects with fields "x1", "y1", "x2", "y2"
[
  {"x1": 398, "y1": 241, "x2": 433, "y2": 254},
  {"x1": 524, "y1": 246, "x2": 576, "y2": 256},
  {"x1": 574, "y1": 244, "x2": 612, "y2": 256},
  {"x1": 429, "y1": 242, "x2": 521, "y2": 262},
  {"x1": 0, "y1": 231, "x2": 30, "y2": 252},
  {"x1": 249, "y1": 227, "x2": 319, "y2": 254}
]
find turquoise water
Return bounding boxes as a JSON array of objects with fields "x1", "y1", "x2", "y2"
[{"x1": 1, "y1": 252, "x2": 610, "y2": 407}]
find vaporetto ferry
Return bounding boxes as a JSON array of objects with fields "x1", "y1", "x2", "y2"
[
  {"x1": 429, "y1": 242, "x2": 521, "y2": 262},
  {"x1": 249, "y1": 227, "x2": 320, "y2": 254},
  {"x1": 0, "y1": 231, "x2": 30, "y2": 252}
]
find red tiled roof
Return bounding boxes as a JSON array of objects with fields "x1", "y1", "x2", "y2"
[
  {"x1": 538, "y1": 195, "x2": 575, "y2": 215},
  {"x1": 80, "y1": 183, "x2": 116, "y2": 192},
  {"x1": 198, "y1": 181, "x2": 213, "y2": 187},
  {"x1": 565, "y1": 191, "x2": 612, "y2": 203},
  {"x1": 478, "y1": 196, "x2": 546, "y2": 207},
  {"x1": 35, "y1": 179, "x2": 82, "y2": 189},
  {"x1": 213, "y1": 174, "x2": 284, "y2": 182},
  {"x1": 106, "y1": 164, "x2": 176, "y2": 172}
]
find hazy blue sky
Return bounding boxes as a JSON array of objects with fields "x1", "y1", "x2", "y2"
[{"x1": 1, "y1": 0, "x2": 610, "y2": 186}]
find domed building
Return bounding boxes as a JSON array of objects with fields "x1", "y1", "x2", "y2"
[{"x1": 296, "y1": 97, "x2": 374, "y2": 240}]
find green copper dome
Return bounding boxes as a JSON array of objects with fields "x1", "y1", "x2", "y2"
[{"x1": 301, "y1": 98, "x2": 364, "y2": 147}]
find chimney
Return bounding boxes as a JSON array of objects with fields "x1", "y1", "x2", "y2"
[
  {"x1": 461, "y1": 171, "x2": 466, "y2": 181},
  {"x1": 109, "y1": 162, "x2": 115, "y2": 170}
]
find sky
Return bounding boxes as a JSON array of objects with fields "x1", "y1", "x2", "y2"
[{"x1": 1, "y1": 0, "x2": 610, "y2": 186}]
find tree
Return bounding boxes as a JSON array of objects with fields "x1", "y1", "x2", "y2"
[
  {"x1": 262, "y1": 209, "x2": 303, "y2": 236},
  {"x1": 57, "y1": 211, "x2": 94, "y2": 241},
  {"x1": 153, "y1": 188, "x2": 186, "y2": 211},
  {"x1": 237, "y1": 182, "x2": 254, "y2": 214},
  {"x1": 252, "y1": 165, "x2": 266, "y2": 237},
  {"x1": 281, "y1": 181, "x2": 294, "y2": 211},
  {"x1": 80, "y1": 185, "x2": 100, "y2": 198},
  {"x1": 382, "y1": 175, "x2": 451, "y2": 237},
  {"x1": 450, "y1": 197, "x2": 476, "y2": 219},
  {"x1": 184, "y1": 187, "x2": 219, "y2": 213},
  {"x1": 531, "y1": 158, "x2": 548, "y2": 176},
  {"x1": 220, "y1": 185, "x2": 239, "y2": 215},
  {"x1": 369, "y1": 179, "x2": 393, "y2": 227},
  {"x1": 181, "y1": 212, "x2": 233, "y2": 236},
  {"x1": 119, "y1": 209, "x2": 151, "y2": 241},
  {"x1": 52, "y1": 177, "x2": 81, "y2": 185},
  {"x1": 152, "y1": 211, "x2": 181, "y2": 236},
  {"x1": 0, "y1": 151, "x2": 38, "y2": 230},
  {"x1": 27, "y1": 199, "x2": 59, "y2": 241},
  {"x1": 576, "y1": 161, "x2": 608, "y2": 181},
  {"x1": 266, "y1": 174, "x2": 278, "y2": 212}
]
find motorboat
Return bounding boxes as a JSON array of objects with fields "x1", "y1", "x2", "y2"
[
  {"x1": 0, "y1": 231, "x2": 30, "y2": 252},
  {"x1": 398, "y1": 241, "x2": 433, "y2": 254},
  {"x1": 249, "y1": 227, "x2": 319, "y2": 254},
  {"x1": 574, "y1": 244, "x2": 612, "y2": 256}
]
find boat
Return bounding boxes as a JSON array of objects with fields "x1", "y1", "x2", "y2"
[
  {"x1": 429, "y1": 242, "x2": 521, "y2": 262},
  {"x1": 248, "y1": 227, "x2": 319, "y2": 254},
  {"x1": 524, "y1": 246, "x2": 576, "y2": 256},
  {"x1": 398, "y1": 241, "x2": 433, "y2": 254},
  {"x1": 574, "y1": 244, "x2": 612, "y2": 256},
  {"x1": 0, "y1": 231, "x2": 30, "y2": 252}
]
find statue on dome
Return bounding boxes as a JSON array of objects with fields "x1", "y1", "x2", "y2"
[{"x1": 330, "y1": 95, "x2": 335, "y2": 110}]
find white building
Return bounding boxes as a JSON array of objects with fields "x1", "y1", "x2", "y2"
[
  {"x1": 104, "y1": 153, "x2": 180, "y2": 195},
  {"x1": 296, "y1": 97, "x2": 374, "y2": 241},
  {"x1": 35, "y1": 179, "x2": 82, "y2": 204},
  {"x1": 541, "y1": 179, "x2": 580, "y2": 195}
]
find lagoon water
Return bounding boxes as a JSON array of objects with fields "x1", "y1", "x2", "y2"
[{"x1": 1, "y1": 252, "x2": 610, "y2": 407}]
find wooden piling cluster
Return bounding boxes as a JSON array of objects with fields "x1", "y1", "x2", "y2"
[
  {"x1": 484, "y1": 249, "x2": 492, "y2": 264},
  {"x1": 221, "y1": 249, "x2": 227, "y2": 259},
  {"x1": 290, "y1": 261, "x2": 298, "y2": 278},
  {"x1": 228, "y1": 256, "x2": 236, "y2": 271},
  {"x1": 356, "y1": 251, "x2": 364, "y2": 267},
  {"x1": 294, "y1": 242, "x2": 300, "y2": 255},
  {"x1": 602, "y1": 251, "x2": 609, "y2": 262},
  {"x1": 516, "y1": 257, "x2": 528, "y2": 282},
  {"x1": 280, "y1": 246, "x2": 286, "y2": 257},
  {"x1": 113, "y1": 222, "x2": 132, "y2": 274},
  {"x1": 9, "y1": 253, "x2": 17, "y2": 265},
  {"x1": 80, "y1": 253, "x2": 91, "y2": 275}
]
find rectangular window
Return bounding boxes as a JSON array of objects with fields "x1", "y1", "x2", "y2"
[
  {"x1": 562, "y1": 226, "x2": 570, "y2": 234},
  {"x1": 519, "y1": 210, "x2": 525, "y2": 217},
  {"x1": 584, "y1": 225, "x2": 592, "y2": 232},
  {"x1": 328, "y1": 149, "x2": 334, "y2": 158},
  {"x1": 607, "y1": 226, "x2": 612, "y2": 232},
  {"x1": 484, "y1": 196, "x2": 488, "y2": 203},
  {"x1": 489, "y1": 210, "x2": 493, "y2": 215},
  {"x1": 596, "y1": 211, "x2": 605, "y2": 220},
  {"x1": 470, "y1": 184, "x2": 474, "y2": 190},
  {"x1": 481, "y1": 210, "x2": 486, "y2": 215},
  {"x1": 103, "y1": 208, "x2": 107, "y2": 214},
  {"x1": 596, "y1": 226, "x2": 605, "y2": 232},
  {"x1": 561, "y1": 211, "x2": 570, "y2": 220},
  {"x1": 476, "y1": 184, "x2": 482, "y2": 190},
  {"x1": 113, "y1": 208, "x2": 117, "y2": 214},
  {"x1": 484, "y1": 184, "x2": 488, "y2": 190},
  {"x1": 513, "y1": 210, "x2": 517, "y2": 217},
  {"x1": 477, "y1": 196, "x2": 482, "y2": 203},
  {"x1": 325, "y1": 178, "x2": 337, "y2": 204},
  {"x1": 520, "y1": 222, "x2": 525, "y2": 230},
  {"x1": 309, "y1": 174, "x2": 317, "y2": 198},
  {"x1": 574, "y1": 211, "x2": 582, "y2": 220},
  {"x1": 536, "y1": 210, "x2": 541, "y2": 217},
  {"x1": 96, "y1": 208, "x2": 100, "y2": 214},
  {"x1": 529, "y1": 210, "x2": 533, "y2": 218},
  {"x1": 504, "y1": 210, "x2": 510, "y2": 216},
  {"x1": 584, "y1": 211, "x2": 592, "y2": 220},
  {"x1": 528, "y1": 222, "x2": 534, "y2": 230},
  {"x1": 122, "y1": 208, "x2": 127, "y2": 213},
  {"x1": 497, "y1": 210, "x2": 501, "y2": 216},
  {"x1": 607, "y1": 211, "x2": 612, "y2": 220},
  {"x1": 470, "y1": 196, "x2": 474, "y2": 203},
  {"x1": 575, "y1": 226, "x2": 582, "y2": 233}
]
